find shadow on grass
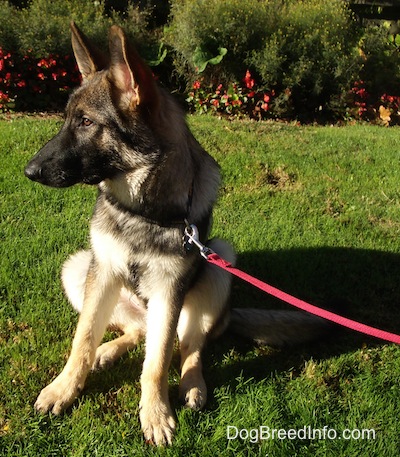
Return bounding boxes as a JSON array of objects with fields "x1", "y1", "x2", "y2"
[
  {"x1": 202, "y1": 246, "x2": 400, "y2": 399},
  {"x1": 83, "y1": 246, "x2": 400, "y2": 407},
  {"x1": 233, "y1": 246, "x2": 400, "y2": 336}
]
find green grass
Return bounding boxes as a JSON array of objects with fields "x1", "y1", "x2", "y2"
[{"x1": 1, "y1": 115, "x2": 400, "y2": 456}]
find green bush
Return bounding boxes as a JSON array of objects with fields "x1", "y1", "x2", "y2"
[
  {"x1": 0, "y1": 0, "x2": 160, "y2": 59},
  {"x1": 0, "y1": 0, "x2": 107, "y2": 56},
  {"x1": 0, "y1": 0, "x2": 21, "y2": 51},
  {"x1": 0, "y1": 0, "x2": 168, "y2": 112},
  {"x1": 359, "y1": 24, "x2": 400, "y2": 102},
  {"x1": 250, "y1": 0, "x2": 362, "y2": 119},
  {"x1": 167, "y1": 0, "x2": 362, "y2": 120},
  {"x1": 2, "y1": 0, "x2": 400, "y2": 120},
  {"x1": 167, "y1": 0, "x2": 277, "y2": 84}
]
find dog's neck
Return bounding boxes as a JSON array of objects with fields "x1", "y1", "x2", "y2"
[
  {"x1": 100, "y1": 167, "x2": 152, "y2": 212},
  {"x1": 100, "y1": 169, "x2": 194, "y2": 226}
]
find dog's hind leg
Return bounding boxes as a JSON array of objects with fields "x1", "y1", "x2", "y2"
[
  {"x1": 62, "y1": 250, "x2": 146, "y2": 370},
  {"x1": 177, "y1": 239, "x2": 235, "y2": 410},
  {"x1": 61, "y1": 250, "x2": 92, "y2": 315}
]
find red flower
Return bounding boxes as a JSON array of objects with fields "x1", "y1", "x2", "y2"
[
  {"x1": 243, "y1": 70, "x2": 255, "y2": 89},
  {"x1": 37, "y1": 59, "x2": 48, "y2": 68},
  {"x1": 0, "y1": 90, "x2": 10, "y2": 102},
  {"x1": 193, "y1": 80, "x2": 201, "y2": 90}
]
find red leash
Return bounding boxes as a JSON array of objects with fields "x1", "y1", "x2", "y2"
[
  {"x1": 183, "y1": 224, "x2": 400, "y2": 345},
  {"x1": 207, "y1": 253, "x2": 400, "y2": 345}
]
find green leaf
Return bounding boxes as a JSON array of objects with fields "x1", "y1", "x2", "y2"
[
  {"x1": 193, "y1": 46, "x2": 227, "y2": 73},
  {"x1": 144, "y1": 43, "x2": 168, "y2": 67}
]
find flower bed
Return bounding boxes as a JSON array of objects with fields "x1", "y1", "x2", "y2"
[
  {"x1": 0, "y1": 48, "x2": 80, "y2": 112},
  {"x1": 2, "y1": 48, "x2": 400, "y2": 125},
  {"x1": 186, "y1": 70, "x2": 274, "y2": 120}
]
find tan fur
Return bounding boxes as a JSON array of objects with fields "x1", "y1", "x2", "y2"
[
  {"x1": 61, "y1": 238, "x2": 235, "y2": 409},
  {"x1": 27, "y1": 23, "x2": 329, "y2": 447}
]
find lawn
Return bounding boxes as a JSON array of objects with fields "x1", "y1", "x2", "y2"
[{"x1": 1, "y1": 115, "x2": 400, "y2": 456}]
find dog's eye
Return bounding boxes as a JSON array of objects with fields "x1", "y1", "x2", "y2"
[{"x1": 80, "y1": 117, "x2": 93, "y2": 127}]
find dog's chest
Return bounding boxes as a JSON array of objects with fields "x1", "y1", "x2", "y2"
[{"x1": 90, "y1": 220, "x2": 192, "y2": 298}]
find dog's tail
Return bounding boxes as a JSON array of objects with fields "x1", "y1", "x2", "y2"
[
  {"x1": 209, "y1": 239, "x2": 334, "y2": 347},
  {"x1": 229, "y1": 308, "x2": 332, "y2": 347}
]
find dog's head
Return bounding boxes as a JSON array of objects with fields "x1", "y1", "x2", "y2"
[{"x1": 25, "y1": 23, "x2": 162, "y2": 188}]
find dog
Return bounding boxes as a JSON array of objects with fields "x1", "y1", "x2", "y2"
[{"x1": 24, "y1": 23, "x2": 329, "y2": 445}]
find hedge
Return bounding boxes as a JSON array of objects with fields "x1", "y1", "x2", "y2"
[{"x1": 1, "y1": 0, "x2": 400, "y2": 123}]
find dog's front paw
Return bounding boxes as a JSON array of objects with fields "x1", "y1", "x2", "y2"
[
  {"x1": 34, "y1": 375, "x2": 81, "y2": 415},
  {"x1": 179, "y1": 371, "x2": 207, "y2": 411},
  {"x1": 140, "y1": 401, "x2": 176, "y2": 446}
]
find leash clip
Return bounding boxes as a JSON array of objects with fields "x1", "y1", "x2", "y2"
[{"x1": 183, "y1": 223, "x2": 214, "y2": 259}]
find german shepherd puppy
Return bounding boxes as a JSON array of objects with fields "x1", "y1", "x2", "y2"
[{"x1": 25, "y1": 24, "x2": 328, "y2": 445}]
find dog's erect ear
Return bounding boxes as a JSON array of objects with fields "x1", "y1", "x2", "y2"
[
  {"x1": 108, "y1": 25, "x2": 158, "y2": 110},
  {"x1": 70, "y1": 21, "x2": 107, "y2": 79}
]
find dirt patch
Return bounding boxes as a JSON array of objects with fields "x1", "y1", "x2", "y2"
[{"x1": 257, "y1": 163, "x2": 299, "y2": 191}]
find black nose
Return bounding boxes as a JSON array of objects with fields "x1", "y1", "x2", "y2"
[{"x1": 24, "y1": 162, "x2": 42, "y2": 182}]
